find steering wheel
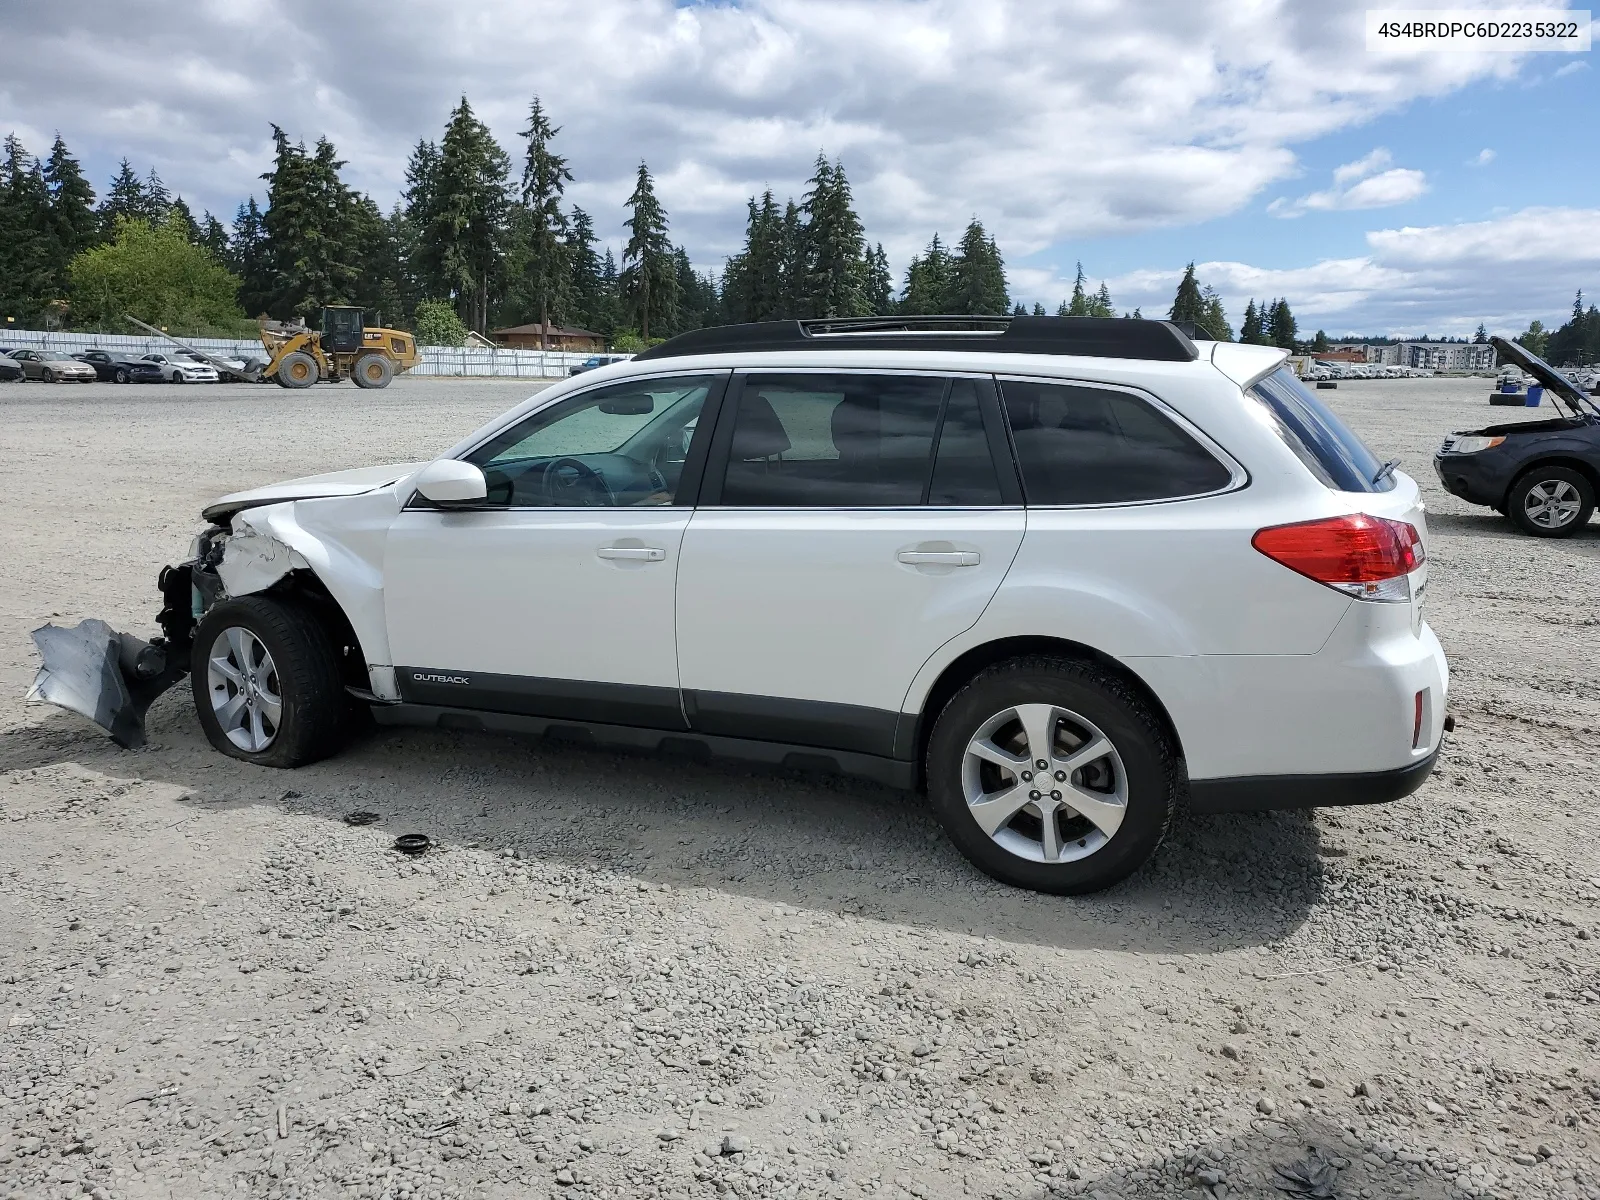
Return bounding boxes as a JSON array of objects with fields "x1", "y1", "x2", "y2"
[{"x1": 542, "y1": 457, "x2": 613, "y2": 507}]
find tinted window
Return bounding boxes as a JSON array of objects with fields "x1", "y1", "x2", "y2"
[
  {"x1": 1250, "y1": 367, "x2": 1391, "y2": 492},
  {"x1": 998, "y1": 380, "x2": 1232, "y2": 505},
  {"x1": 463, "y1": 376, "x2": 714, "y2": 507},
  {"x1": 719, "y1": 374, "x2": 946, "y2": 507},
  {"x1": 928, "y1": 379, "x2": 1003, "y2": 505}
]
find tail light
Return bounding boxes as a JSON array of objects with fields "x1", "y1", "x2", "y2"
[{"x1": 1252, "y1": 514, "x2": 1423, "y2": 602}]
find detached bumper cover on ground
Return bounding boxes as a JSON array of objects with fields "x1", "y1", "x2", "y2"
[{"x1": 27, "y1": 618, "x2": 188, "y2": 748}]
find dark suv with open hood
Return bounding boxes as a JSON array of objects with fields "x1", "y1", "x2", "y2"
[{"x1": 1434, "y1": 337, "x2": 1600, "y2": 537}]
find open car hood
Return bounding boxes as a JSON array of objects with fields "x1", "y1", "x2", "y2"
[
  {"x1": 1491, "y1": 335, "x2": 1596, "y2": 418},
  {"x1": 202, "y1": 461, "x2": 425, "y2": 524}
]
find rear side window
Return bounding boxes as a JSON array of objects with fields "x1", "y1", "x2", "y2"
[
  {"x1": 1250, "y1": 367, "x2": 1393, "y2": 492},
  {"x1": 998, "y1": 380, "x2": 1233, "y2": 505},
  {"x1": 715, "y1": 374, "x2": 1002, "y2": 507}
]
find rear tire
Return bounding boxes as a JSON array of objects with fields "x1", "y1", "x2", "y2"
[
  {"x1": 926, "y1": 656, "x2": 1180, "y2": 894},
  {"x1": 276, "y1": 351, "x2": 319, "y2": 389},
  {"x1": 190, "y1": 596, "x2": 351, "y2": 768},
  {"x1": 351, "y1": 354, "x2": 394, "y2": 389},
  {"x1": 1508, "y1": 465, "x2": 1594, "y2": 538}
]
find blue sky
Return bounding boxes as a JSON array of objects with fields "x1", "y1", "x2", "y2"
[{"x1": 1, "y1": 1, "x2": 1595, "y2": 338}]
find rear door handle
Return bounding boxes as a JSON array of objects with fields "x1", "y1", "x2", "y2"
[
  {"x1": 897, "y1": 550, "x2": 981, "y2": 566},
  {"x1": 597, "y1": 546, "x2": 665, "y2": 561}
]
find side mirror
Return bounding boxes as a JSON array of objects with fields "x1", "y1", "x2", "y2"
[
  {"x1": 598, "y1": 393, "x2": 654, "y2": 416},
  {"x1": 413, "y1": 459, "x2": 487, "y2": 506}
]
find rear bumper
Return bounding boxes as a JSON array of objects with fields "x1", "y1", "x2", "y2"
[{"x1": 1188, "y1": 748, "x2": 1438, "y2": 814}]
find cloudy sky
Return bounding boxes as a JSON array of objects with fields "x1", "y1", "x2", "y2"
[{"x1": 2, "y1": 0, "x2": 1595, "y2": 336}]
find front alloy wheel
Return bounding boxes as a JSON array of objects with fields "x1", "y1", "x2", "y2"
[
  {"x1": 1508, "y1": 465, "x2": 1594, "y2": 538},
  {"x1": 927, "y1": 657, "x2": 1179, "y2": 894},
  {"x1": 206, "y1": 626, "x2": 282, "y2": 752}
]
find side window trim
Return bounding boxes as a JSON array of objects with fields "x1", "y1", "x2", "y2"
[
  {"x1": 699, "y1": 368, "x2": 1022, "y2": 510},
  {"x1": 993, "y1": 373, "x2": 1248, "y2": 508}
]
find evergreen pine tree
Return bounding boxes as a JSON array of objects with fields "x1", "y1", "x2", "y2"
[
  {"x1": 1198, "y1": 284, "x2": 1232, "y2": 341},
  {"x1": 900, "y1": 233, "x2": 952, "y2": 314},
  {"x1": 1240, "y1": 299, "x2": 1264, "y2": 344},
  {"x1": 43, "y1": 134, "x2": 97, "y2": 264},
  {"x1": 143, "y1": 168, "x2": 171, "y2": 222},
  {"x1": 564, "y1": 206, "x2": 607, "y2": 334},
  {"x1": 1032, "y1": 302, "x2": 1046, "y2": 316},
  {"x1": 1169, "y1": 262, "x2": 1204, "y2": 325},
  {"x1": 1311, "y1": 330, "x2": 1330, "y2": 353},
  {"x1": 620, "y1": 161, "x2": 676, "y2": 341},
  {"x1": 864, "y1": 242, "x2": 892, "y2": 315},
  {"x1": 517, "y1": 96, "x2": 572, "y2": 346},
  {"x1": 199, "y1": 212, "x2": 230, "y2": 261},
  {"x1": 260, "y1": 127, "x2": 364, "y2": 319},
  {"x1": 798, "y1": 155, "x2": 869, "y2": 318},
  {"x1": 1090, "y1": 280, "x2": 1116, "y2": 319},
  {"x1": 1056, "y1": 300, "x2": 1070, "y2": 317},
  {"x1": 946, "y1": 219, "x2": 1009, "y2": 314},
  {"x1": 722, "y1": 191, "x2": 787, "y2": 322},
  {"x1": 416, "y1": 99, "x2": 513, "y2": 333},
  {"x1": 1013, "y1": 304, "x2": 1027, "y2": 316},
  {"x1": 777, "y1": 199, "x2": 806, "y2": 317},
  {"x1": 98, "y1": 159, "x2": 148, "y2": 239},
  {"x1": 167, "y1": 196, "x2": 199, "y2": 243},
  {"x1": 231, "y1": 197, "x2": 271, "y2": 316},
  {"x1": 1472, "y1": 322, "x2": 1488, "y2": 343},
  {"x1": 1270, "y1": 297, "x2": 1298, "y2": 349},
  {"x1": 1067, "y1": 263, "x2": 1089, "y2": 316},
  {"x1": 0, "y1": 135, "x2": 55, "y2": 322}
]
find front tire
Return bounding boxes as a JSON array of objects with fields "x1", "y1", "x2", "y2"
[
  {"x1": 276, "y1": 351, "x2": 319, "y2": 389},
  {"x1": 190, "y1": 596, "x2": 350, "y2": 768},
  {"x1": 114, "y1": 367, "x2": 130, "y2": 383},
  {"x1": 926, "y1": 657, "x2": 1180, "y2": 894},
  {"x1": 1508, "y1": 465, "x2": 1594, "y2": 538},
  {"x1": 42, "y1": 368, "x2": 55, "y2": 383}
]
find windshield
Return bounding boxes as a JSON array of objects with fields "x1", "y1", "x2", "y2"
[{"x1": 42, "y1": 352, "x2": 77, "y2": 361}]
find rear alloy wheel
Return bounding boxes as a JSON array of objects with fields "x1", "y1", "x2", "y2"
[
  {"x1": 1508, "y1": 465, "x2": 1594, "y2": 538},
  {"x1": 276, "y1": 350, "x2": 318, "y2": 389},
  {"x1": 190, "y1": 596, "x2": 352, "y2": 767},
  {"x1": 351, "y1": 353, "x2": 394, "y2": 389},
  {"x1": 927, "y1": 657, "x2": 1179, "y2": 894}
]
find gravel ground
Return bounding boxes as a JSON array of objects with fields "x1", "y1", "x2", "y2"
[{"x1": 1, "y1": 375, "x2": 1597, "y2": 1200}]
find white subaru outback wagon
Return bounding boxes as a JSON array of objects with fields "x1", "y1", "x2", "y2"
[{"x1": 31, "y1": 316, "x2": 1448, "y2": 894}]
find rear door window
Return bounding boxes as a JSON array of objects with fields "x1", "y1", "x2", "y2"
[
  {"x1": 712, "y1": 374, "x2": 1004, "y2": 507},
  {"x1": 1249, "y1": 367, "x2": 1393, "y2": 492},
  {"x1": 997, "y1": 379, "x2": 1233, "y2": 505}
]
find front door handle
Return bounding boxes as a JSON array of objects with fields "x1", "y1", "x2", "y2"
[
  {"x1": 897, "y1": 550, "x2": 981, "y2": 566},
  {"x1": 597, "y1": 546, "x2": 665, "y2": 562}
]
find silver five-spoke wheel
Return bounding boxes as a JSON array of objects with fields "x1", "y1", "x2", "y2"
[
  {"x1": 962, "y1": 702, "x2": 1127, "y2": 864},
  {"x1": 206, "y1": 626, "x2": 282, "y2": 752},
  {"x1": 1523, "y1": 479, "x2": 1581, "y2": 529}
]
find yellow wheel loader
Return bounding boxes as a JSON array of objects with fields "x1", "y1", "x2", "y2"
[{"x1": 126, "y1": 307, "x2": 420, "y2": 389}]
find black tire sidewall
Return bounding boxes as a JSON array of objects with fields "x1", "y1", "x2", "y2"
[
  {"x1": 1509, "y1": 466, "x2": 1594, "y2": 538},
  {"x1": 189, "y1": 597, "x2": 340, "y2": 768},
  {"x1": 927, "y1": 660, "x2": 1177, "y2": 894}
]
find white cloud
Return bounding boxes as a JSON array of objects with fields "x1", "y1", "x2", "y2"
[
  {"x1": 1553, "y1": 61, "x2": 1588, "y2": 79},
  {"x1": 1268, "y1": 148, "x2": 1428, "y2": 218},
  {"x1": 1048, "y1": 207, "x2": 1600, "y2": 337},
  {"x1": 1467, "y1": 148, "x2": 1496, "y2": 167},
  {"x1": 0, "y1": 0, "x2": 1526, "y2": 265}
]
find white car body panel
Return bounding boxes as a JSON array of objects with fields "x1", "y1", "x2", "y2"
[
  {"x1": 676, "y1": 507, "x2": 1025, "y2": 713},
  {"x1": 206, "y1": 462, "x2": 426, "y2": 519}
]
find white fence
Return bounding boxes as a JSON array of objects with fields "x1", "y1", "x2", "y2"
[{"x1": 0, "y1": 328, "x2": 589, "y2": 378}]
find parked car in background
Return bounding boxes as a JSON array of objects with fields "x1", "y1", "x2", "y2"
[
  {"x1": 8, "y1": 349, "x2": 96, "y2": 382},
  {"x1": 0, "y1": 354, "x2": 22, "y2": 383},
  {"x1": 1435, "y1": 336, "x2": 1600, "y2": 538},
  {"x1": 176, "y1": 350, "x2": 251, "y2": 381},
  {"x1": 76, "y1": 349, "x2": 136, "y2": 381},
  {"x1": 569, "y1": 354, "x2": 631, "y2": 376},
  {"x1": 140, "y1": 353, "x2": 218, "y2": 383}
]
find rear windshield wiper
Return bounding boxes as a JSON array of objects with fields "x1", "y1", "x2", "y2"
[{"x1": 1372, "y1": 458, "x2": 1401, "y2": 487}]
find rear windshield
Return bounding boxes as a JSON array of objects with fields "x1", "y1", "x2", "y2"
[{"x1": 1249, "y1": 367, "x2": 1393, "y2": 492}]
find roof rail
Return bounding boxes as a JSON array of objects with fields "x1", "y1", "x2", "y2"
[{"x1": 632, "y1": 315, "x2": 1200, "y2": 363}]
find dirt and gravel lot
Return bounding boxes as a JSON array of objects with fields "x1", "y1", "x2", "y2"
[{"x1": 1, "y1": 375, "x2": 1597, "y2": 1200}]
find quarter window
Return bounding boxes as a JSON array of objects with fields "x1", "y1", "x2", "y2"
[
  {"x1": 1249, "y1": 367, "x2": 1393, "y2": 493},
  {"x1": 715, "y1": 374, "x2": 1002, "y2": 507},
  {"x1": 998, "y1": 380, "x2": 1232, "y2": 505}
]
